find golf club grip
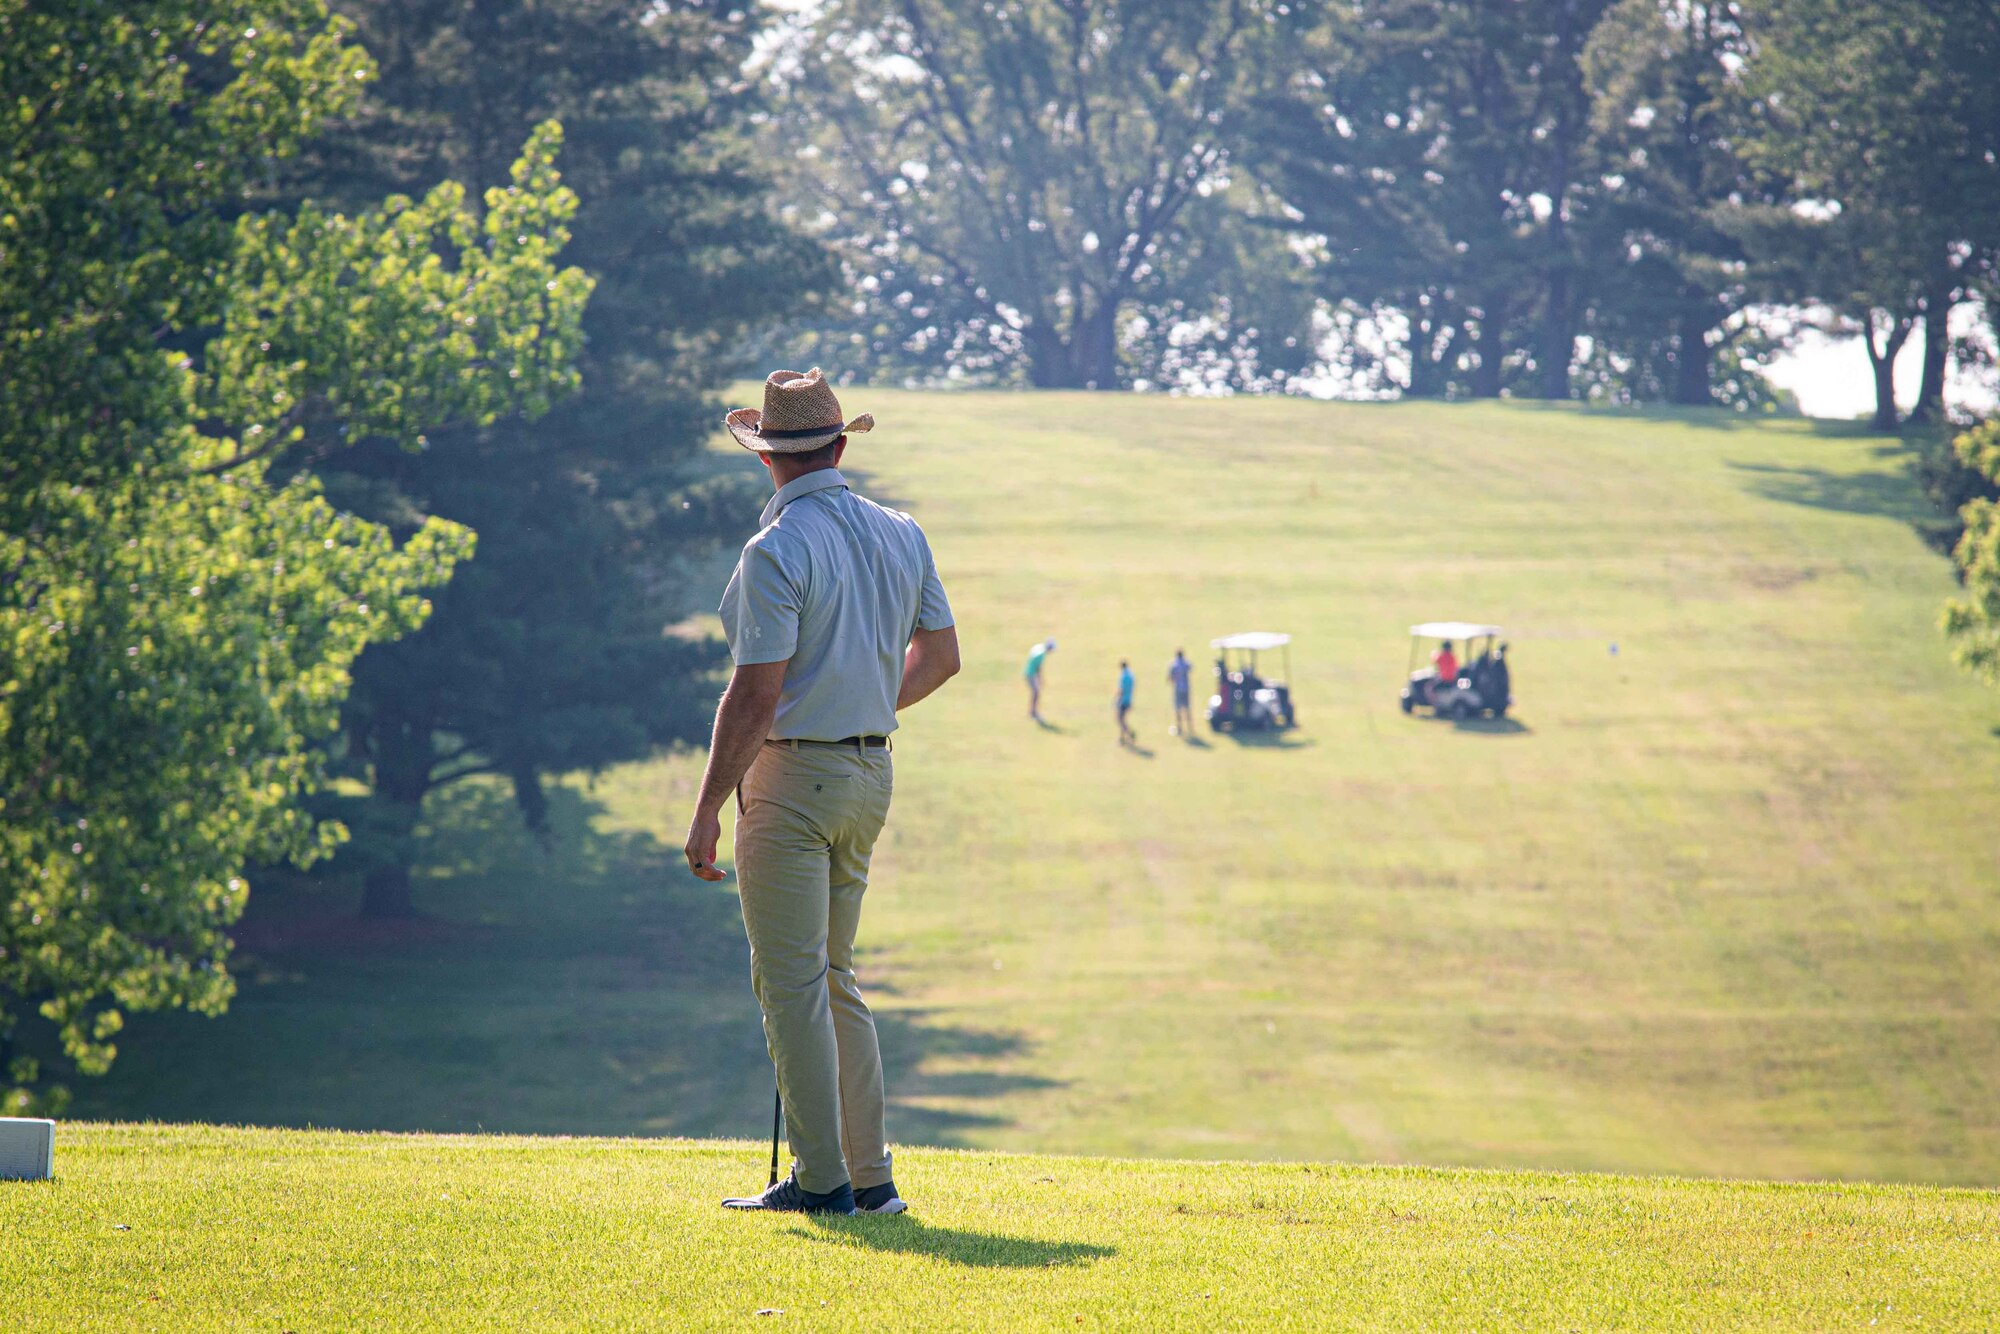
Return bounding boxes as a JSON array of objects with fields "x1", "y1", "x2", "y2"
[{"x1": 768, "y1": 1084, "x2": 781, "y2": 1188}]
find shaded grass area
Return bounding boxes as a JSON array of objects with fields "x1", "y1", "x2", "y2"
[
  {"x1": 70, "y1": 782, "x2": 1048, "y2": 1147},
  {"x1": 73, "y1": 396, "x2": 2000, "y2": 1186},
  {"x1": 3, "y1": 1125, "x2": 1996, "y2": 1332}
]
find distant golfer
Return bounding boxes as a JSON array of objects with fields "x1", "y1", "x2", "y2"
[
  {"x1": 1166, "y1": 648, "x2": 1194, "y2": 736},
  {"x1": 1024, "y1": 637, "x2": 1055, "y2": 721},
  {"x1": 1431, "y1": 638, "x2": 1458, "y2": 706},
  {"x1": 684, "y1": 368, "x2": 960, "y2": 1216},
  {"x1": 1115, "y1": 659, "x2": 1136, "y2": 745}
]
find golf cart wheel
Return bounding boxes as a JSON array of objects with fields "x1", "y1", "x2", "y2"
[
  {"x1": 1450, "y1": 697, "x2": 1472, "y2": 721},
  {"x1": 1493, "y1": 703, "x2": 1509, "y2": 719},
  {"x1": 1399, "y1": 693, "x2": 1413, "y2": 715}
]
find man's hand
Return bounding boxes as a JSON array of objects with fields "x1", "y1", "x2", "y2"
[
  {"x1": 683, "y1": 659, "x2": 788, "y2": 882},
  {"x1": 684, "y1": 808, "x2": 728, "y2": 881}
]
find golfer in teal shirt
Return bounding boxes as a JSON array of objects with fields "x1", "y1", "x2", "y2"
[{"x1": 1024, "y1": 638, "x2": 1054, "y2": 722}]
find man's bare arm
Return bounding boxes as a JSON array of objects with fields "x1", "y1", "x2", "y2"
[
  {"x1": 683, "y1": 659, "x2": 789, "y2": 881},
  {"x1": 897, "y1": 625, "x2": 961, "y2": 711}
]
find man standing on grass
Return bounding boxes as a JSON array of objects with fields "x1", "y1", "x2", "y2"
[
  {"x1": 1024, "y1": 636, "x2": 1055, "y2": 721},
  {"x1": 1115, "y1": 659, "x2": 1136, "y2": 745},
  {"x1": 683, "y1": 368, "x2": 960, "y2": 1217},
  {"x1": 1167, "y1": 648, "x2": 1194, "y2": 736}
]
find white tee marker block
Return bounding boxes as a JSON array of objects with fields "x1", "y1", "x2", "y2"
[{"x1": 0, "y1": 1118, "x2": 55, "y2": 1181}]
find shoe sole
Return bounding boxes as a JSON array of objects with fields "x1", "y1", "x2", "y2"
[{"x1": 859, "y1": 1198, "x2": 908, "y2": 1215}]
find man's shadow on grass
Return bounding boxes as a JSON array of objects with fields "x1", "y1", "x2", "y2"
[{"x1": 791, "y1": 1215, "x2": 1114, "y2": 1269}]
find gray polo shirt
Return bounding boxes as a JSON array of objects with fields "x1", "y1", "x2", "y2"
[{"x1": 719, "y1": 468, "x2": 954, "y2": 741}]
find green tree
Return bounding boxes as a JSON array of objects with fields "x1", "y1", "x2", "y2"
[
  {"x1": 1735, "y1": 0, "x2": 2000, "y2": 430},
  {"x1": 1944, "y1": 420, "x2": 2000, "y2": 681},
  {"x1": 768, "y1": 0, "x2": 1312, "y2": 391},
  {"x1": 0, "y1": 1, "x2": 587, "y2": 1106},
  {"x1": 281, "y1": 1, "x2": 827, "y2": 917},
  {"x1": 1577, "y1": 0, "x2": 1773, "y2": 408},
  {"x1": 1251, "y1": 0, "x2": 1614, "y2": 400}
]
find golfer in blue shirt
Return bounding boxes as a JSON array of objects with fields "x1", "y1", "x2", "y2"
[
  {"x1": 1115, "y1": 659, "x2": 1136, "y2": 745},
  {"x1": 1167, "y1": 648, "x2": 1194, "y2": 736}
]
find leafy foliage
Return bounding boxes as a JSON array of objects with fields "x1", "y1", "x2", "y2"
[
  {"x1": 279, "y1": 0, "x2": 827, "y2": 918},
  {"x1": 1734, "y1": 0, "x2": 2000, "y2": 429},
  {"x1": 1944, "y1": 420, "x2": 2000, "y2": 683},
  {"x1": 1251, "y1": 0, "x2": 1613, "y2": 400},
  {"x1": 0, "y1": 1, "x2": 586, "y2": 1106},
  {"x1": 768, "y1": 0, "x2": 1312, "y2": 391}
]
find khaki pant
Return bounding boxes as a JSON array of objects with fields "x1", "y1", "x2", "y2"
[{"x1": 735, "y1": 741, "x2": 895, "y2": 1194}]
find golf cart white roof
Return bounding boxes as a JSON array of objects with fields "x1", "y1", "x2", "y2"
[
  {"x1": 1211, "y1": 631, "x2": 1292, "y2": 651},
  {"x1": 1410, "y1": 622, "x2": 1503, "y2": 641}
]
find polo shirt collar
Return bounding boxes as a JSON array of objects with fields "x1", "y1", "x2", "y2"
[{"x1": 760, "y1": 467, "x2": 849, "y2": 529}]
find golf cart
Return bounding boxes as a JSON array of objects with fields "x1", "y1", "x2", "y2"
[
  {"x1": 1207, "y1": 632, "x2": 1297, "y2": 732},
  {"x1": 1400, "y1": 622, "x2": 1512, "y2": 720}
]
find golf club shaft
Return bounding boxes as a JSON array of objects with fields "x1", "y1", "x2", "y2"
[{"x1": 768, "y1": 1084, "x2": 781, "y2": 1188}]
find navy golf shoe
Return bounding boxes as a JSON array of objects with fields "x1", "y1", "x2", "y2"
[
  {"x1": 722, "y1": 1169, "x2": 856, "y2": 1215},
  {"x1": 853, "y1": 1181, "x2": 908, "y2": 1215}
]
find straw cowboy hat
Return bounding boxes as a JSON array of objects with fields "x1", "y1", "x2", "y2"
[{"x1": 725, "y1": 367, "x2": 875, "y2": 453}]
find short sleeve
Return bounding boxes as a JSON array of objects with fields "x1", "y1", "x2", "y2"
[
  {"x1": 719, "y1": 540, "x2": 800, "y2": 665},
  {"x1": 915, "y1": 530, "x2": 955, "y2": 632}
]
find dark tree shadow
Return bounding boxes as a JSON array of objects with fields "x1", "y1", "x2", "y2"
[
  {"x1": 1728, "y1": 459, "x2": 1924, "y2": 523},
  {"x1": 72, "y1": 778, "x2": 1056, "y2": 1147},
  {"x1": 791, "y1": 1214, "x2": 1115, "y2": 1269},
  {"x1": 1516, "y1": 400, "x2": 1863, "y2": 436}
]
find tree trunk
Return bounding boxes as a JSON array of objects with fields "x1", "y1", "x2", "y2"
[
  {"x1": 1908, "y1": 289, "x2": 1954, "y2": 426},
  {"x1": 356, "y1": 703, "x2": 436, "y2": 919},
  {"x1": 1862, "y1": 309, "x2": 1913, "y2": 433},
  {"x1": 1534, "y1": 0, "x2": 1582, "y2": 402},
  {"x1": 1025, "y1": 328, "x2": 1069, "y2": 389},
  {"x1": 1536, "y1": 262, "x2": 1575, "y2": 400},
  {"x1": 1670, "y1": 314, "x2": 1713, "y2": 406},
  {"x1": 1071, "y1": 300, "x2": 1119, "y2": 391},
  {"x1": 1406, "y1": 317, "x2": 1456, "y2": 399},
  {"x1": 1468, "y1": 300, "x2": 1507, "y2": 399}
]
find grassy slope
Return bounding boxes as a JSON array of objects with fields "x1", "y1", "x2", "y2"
[
  {"x1": 3, "y1": 1125, "x2": 1995, "y2": 1331},
  {"x1": 73, "y1": 395, "x2": 2000, "y2": 1186}
]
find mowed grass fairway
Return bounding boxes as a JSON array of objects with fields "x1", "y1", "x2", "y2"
[
  {"x1": 75, "y1": 395, "x2": 2000, "y2": 1187},
  {"x1": 4, "y1": 1125, "x2": 1996, "y2": 1331}
]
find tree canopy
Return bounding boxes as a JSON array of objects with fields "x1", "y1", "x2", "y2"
[
  {"x1": 0, "y1": 0, "x2": 586, "y2": 1107},
  {"x1": 763, "y1": 0, "x2": 1999, "y2": 417},
  {"x1": 281, "y1": 0, "x2": 829, "y2": 918},
  {"x1": 769, "y1": 0, "x2": 1313, "y2": 391},
  {"x1": 1734, "y1": 0, "x2": 2000, "y2": 428}
]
